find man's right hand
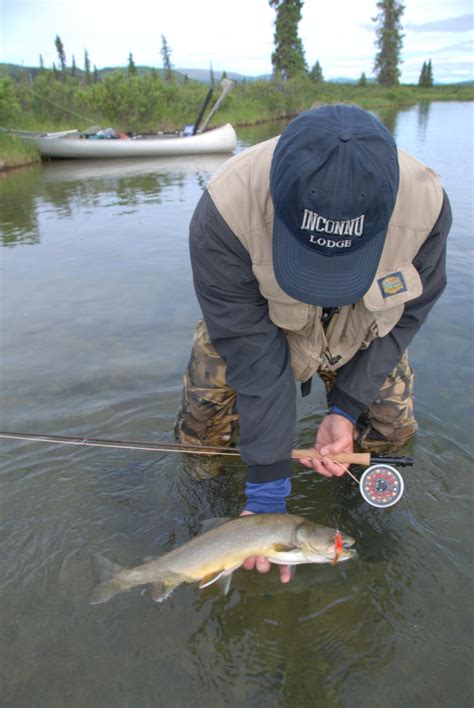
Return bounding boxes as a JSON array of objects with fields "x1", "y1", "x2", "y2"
[
  {"x1": 299, "y1": 412, "x2": 354, "y2": 477},
  {"x1": 240, "y1": 510, "x2": 292, "y2": 583}
]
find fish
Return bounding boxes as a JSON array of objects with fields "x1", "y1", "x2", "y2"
[{"x1": 89, "y1": 513, "x2": 356, "y2": 604}]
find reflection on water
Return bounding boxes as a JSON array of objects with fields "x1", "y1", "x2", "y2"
[
  {"x1": 0, "y1": 168, "x2": 42, "y2": 246},
  {"x1": 416, "y1": 102, "x2": 431, "y2": 143},
  {"x1": 0, "y1": 156, "x2": 226, "y2": 247},
  {"x1": 1, "y1": 102, "x2": 473, "y2": 707}
]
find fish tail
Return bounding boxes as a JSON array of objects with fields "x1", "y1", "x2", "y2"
[{"x1": 88, "y1": 553, "x2": 123, "y2": 605}]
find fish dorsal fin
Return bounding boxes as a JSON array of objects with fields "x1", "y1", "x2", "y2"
[{"x1": 199, "y1": 517, "x2": 231, "y2": 533}]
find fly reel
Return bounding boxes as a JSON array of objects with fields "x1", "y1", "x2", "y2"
[{"x1": 359, "y1": 463, "x2": 404, "y2": 508}]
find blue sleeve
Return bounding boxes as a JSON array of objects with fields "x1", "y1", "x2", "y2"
[
  {"x1": 244, "y1": 478, "x2": 291, "y2": 513},
  {"x1": 189, "y1": 190, "x2": 295, "y2": 483}
]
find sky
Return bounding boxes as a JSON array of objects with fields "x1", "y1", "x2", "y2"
[{"x1": 1, "y1": 0, "x2": 473, "y2": 83}]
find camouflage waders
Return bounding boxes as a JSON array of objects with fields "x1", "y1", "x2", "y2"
[
  {"x1": 175, "y1": 320, "x2": 417, "y2": 455},
  {"x1": 174, "y1": 320, "x2": 239, "y2": 448}
]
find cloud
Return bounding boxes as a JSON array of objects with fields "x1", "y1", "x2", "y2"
[
  {"x1": 432, "y1": 39, "x2": 474, "y2": 53},
  {"x1": 406, "y1": 14, "x2": 474, "y2": 32}
]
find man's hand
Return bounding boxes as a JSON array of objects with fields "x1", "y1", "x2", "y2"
[
  {"x1": 299, "y1": 413, "x2": 354, "y2": 478},
  {"x1": 240, "y1": 510, "x2": 292, "y2": 583}
]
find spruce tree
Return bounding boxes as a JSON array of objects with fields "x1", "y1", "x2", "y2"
[
  {"x1": 93, "y1": 65, "x2": 99, "y2": 83},
  {"x1": 161, "y1": 35, "x2": 173, "y2": 82},
  {"x1": 39, "y1": 54, "x2": 44, "y2": 72},
  {"x1": 269, "y1": 0, "x2": 307, "y2": 80},
  {"x1": 84, "y1": 49, "x2": 91, "y2": 85},
  {"x1": 128, "y1": 52, "x2": 137, "y2": 76},
  {"x1": 418, "y1": 61, "x2": 427, "y2": 86},
  {"x1": 310, "y1": 60, "x2": 323, "y2": 83},
  {"x1": 373, "y1": 0, "x2": 405, "y2": 86},
  {"x1": 418, "y1": 60, "x2": 433, "y2": 87},
  {"x1": 71, "y1": 55, "x2": 77, "y2": 78},
  {"x1": 426, "y1": 59, "x2": 433, "y2": 86},
  {"x1": 358, "y1": 71, "x2": 368, "y2": 87},
  {"x1": 54, "y1": 35, "x2": 67, "y2": 80}
]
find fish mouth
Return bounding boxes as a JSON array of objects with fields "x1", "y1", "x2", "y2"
[
  {"x1": 340, "y1": 536, "x2": 357, "y2": 560},
  {"x1": 303, "y1": 548, "x2": 357, "y2": 563}
]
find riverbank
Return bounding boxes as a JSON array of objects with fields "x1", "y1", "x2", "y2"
[
  {"x1": 1, "y1": 76, "x2": 472, "y2": 170},
  {"x1": 217, "y1": 80, "x2": 474, "y2": 126},
  {"x1": 0, "y1": 133, "x2": 41, "y2": 172}
]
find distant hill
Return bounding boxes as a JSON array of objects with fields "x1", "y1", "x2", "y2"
[
  {"x1": 1, "y1": 62, "x2": 470, "y2": 86},
  {"x1": 328, "y1": 76, "x2": 358, "y2": 84},
  {"x1": 0, "y1": 62, "x2": 188, "y2": 83},
  {"x1": 0, "y1": 62, "x2": 270, "y2": 84},
  {"x1": 0, "y1": 62, "x2": 367, "y2": 85},
  {"x1": 177, "y1": 68, "x2": 272, "y2": 83},
  {"x1": 0, "y1": 62, "x2": 44, "y2": 81}
]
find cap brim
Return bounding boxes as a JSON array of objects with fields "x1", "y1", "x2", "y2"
[{"x1": 273, "y1": 216, "x2": 386, "y2": 307}]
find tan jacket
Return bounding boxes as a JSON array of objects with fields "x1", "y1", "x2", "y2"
[{"x1": 208, "y1": 137, "x2": 444, "y2": 382}]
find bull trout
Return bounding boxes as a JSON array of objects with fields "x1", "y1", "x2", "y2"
[{"x1": 89, "y1": 513, "x2": 356, "y2": 604}]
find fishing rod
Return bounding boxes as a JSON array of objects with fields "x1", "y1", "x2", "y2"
[
  {"x1": 0, "y1": 430, "x2": 412, "y2": 467},
  {"x1": 0, "y1": 431, "x2": 410, "y2": 508}
]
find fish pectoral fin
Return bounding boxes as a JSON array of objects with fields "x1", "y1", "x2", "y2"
[
  {"x1": 199, "y1": 564, "x2": 240, "y2": 594},
  {"x1": 199, "y1": 569, "x2": 226, "y2": 589},
  {"x1": 199, "y1": 517, "x2": 232, "y2": 533},
  {"x1": 272, "y1": 543, "x2": 296, "y2": 552}
]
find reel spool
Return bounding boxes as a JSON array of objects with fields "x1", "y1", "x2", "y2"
[{"x1": 359, "y1": 463, "x2": 404, "y2": 508}]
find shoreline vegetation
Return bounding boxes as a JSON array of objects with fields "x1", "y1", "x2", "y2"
[{"x1": 1, "y1": 72, "x2": 473, "y2": 171}]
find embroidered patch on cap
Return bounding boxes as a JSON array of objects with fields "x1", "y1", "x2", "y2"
[{"x1": 378, "y1": 272, "x2": 408, "y2": 298}]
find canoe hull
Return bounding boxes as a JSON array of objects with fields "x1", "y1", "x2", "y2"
[{"x1": 19, "y1": 124, "x2": 237, "y2": 159}]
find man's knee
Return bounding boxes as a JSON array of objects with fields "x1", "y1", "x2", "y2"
[
  {"x1": 354, "y1": 352, "x2": 418, "y2": 453},
  {"x1": 175, "y1": 320, "x2": 238, "y2": 447}
]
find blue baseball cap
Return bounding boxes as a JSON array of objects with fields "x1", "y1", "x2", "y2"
[{"x1": 270, "y1": 105, "x2": 399, "y2": 307}]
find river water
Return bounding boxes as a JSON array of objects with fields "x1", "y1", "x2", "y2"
[{"x1": 0, "y1": 102, "x2": 472, "y2": 707}]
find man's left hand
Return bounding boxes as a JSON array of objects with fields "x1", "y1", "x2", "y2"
[
  {"x1": 299, "y1": 413, "x2": 354, "y2": 477},
  {"x1": 240, "y1": 510, "x2": 292, "y2": 583}
]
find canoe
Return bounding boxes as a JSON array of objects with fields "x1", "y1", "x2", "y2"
[{"x1": 13, "y1": 124, "x2": 237, "y2": 159}]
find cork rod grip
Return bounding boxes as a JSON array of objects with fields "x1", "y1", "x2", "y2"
[{"x1": 291, "y1": 449, "x2": 371, "y2": 466}]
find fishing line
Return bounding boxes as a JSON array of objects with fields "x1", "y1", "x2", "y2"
[
  {"x1": 331, "y1": 458, "x2": 360, "y2": 485},
  {"x1": 21, "y1": 85, "x2": 101, "y2": 125}
]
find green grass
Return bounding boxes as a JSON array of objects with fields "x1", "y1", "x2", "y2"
[
  {"x1": 0, "y1": 133, "x2": 41, "y2": 170},
  {"x1": 0, "y1": 76, "x2": 472, "y2": 170},
  {"x1": 217, "y1": 81, "x2": 474, "y2": 125}
]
